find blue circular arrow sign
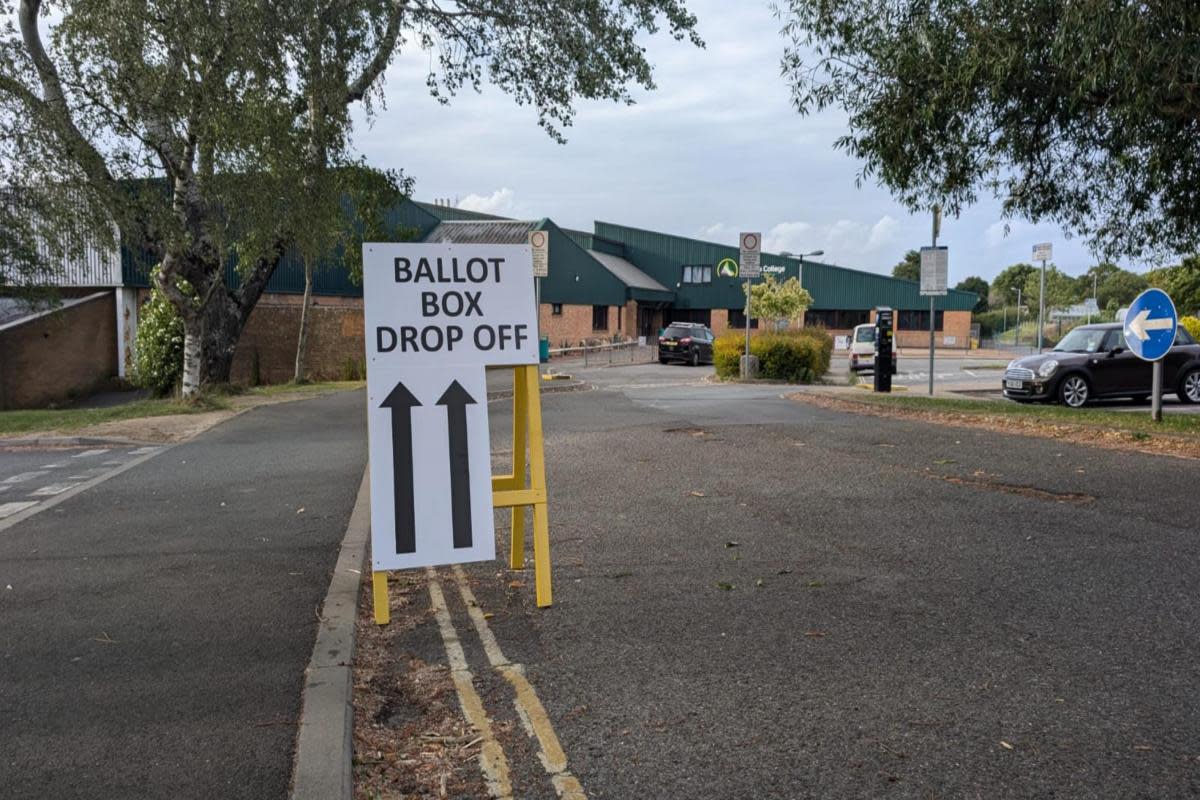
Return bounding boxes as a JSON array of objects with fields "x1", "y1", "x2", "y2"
[{"x1": 1123, "y1": 287, "x2": 1178, "y2": 362}]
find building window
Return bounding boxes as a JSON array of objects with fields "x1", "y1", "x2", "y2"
[
  {"x1": 804, "y1": 309, "x2": 870, "y2": 329},
  {"x1": 897, "y1": 310, "x2": 945, "y2": 330},
  {"x1": 727, "y1": 309, "x2": 758, "y2": 329},
  {"x1": 665, "y1": 309, "x2": 712, "y2": 327},
  {"x1": 682, "y1": 264, "x2": 712, "y2": 284},
  {"x1": 551, "y1": 303, "x2": 563, "y2": 316},
  {"x1": 592, "y1": 305, "x2": 608, "y2": 330}
]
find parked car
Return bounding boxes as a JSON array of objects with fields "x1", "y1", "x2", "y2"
[
  {"x1": 1002, "y1": 322, "x2": 1200, "y2": 407},
  {"x1": 658, "y1": 322, "x2": 714, "y2": 366}
]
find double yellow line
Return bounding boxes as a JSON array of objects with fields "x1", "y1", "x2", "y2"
[{"x1": 426, "y1": 566, "x2": 587, "y2": 800}]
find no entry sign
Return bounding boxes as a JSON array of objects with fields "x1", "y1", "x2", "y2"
[{"x1": 363, "y1": 243, "x2": 539, "y2": 571}]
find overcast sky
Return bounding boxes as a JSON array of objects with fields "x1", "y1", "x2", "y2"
[{"x1": 353, "y1": 0, "x2": 1117, "y2": 285}]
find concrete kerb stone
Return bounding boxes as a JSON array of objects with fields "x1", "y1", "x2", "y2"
[
  {"x1": 0, "y1": 435, "x2": 145, "y2": 448},
  {"x1": 290, "y1": 469, "x2": 371, "y2": 800}
]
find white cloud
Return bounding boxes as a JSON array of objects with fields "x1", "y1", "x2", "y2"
[
  {"x1": 764, "y1": 215, "x2": 901, "y2": 267},
  {"x1": 457, "y1": 188, "x2": 517, "y2": 216}
]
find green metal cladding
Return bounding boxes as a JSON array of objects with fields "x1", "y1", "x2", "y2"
[{"x1": 593, "y1": 221, "x2": 979, "y2": 312}]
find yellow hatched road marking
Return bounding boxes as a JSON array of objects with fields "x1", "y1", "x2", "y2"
[
  {"x1": 427, "y1": 572, "x2": 513, "y2": 799},
  {"x1": 452, "y1": 565, "x2": 587, "y2": 800}
]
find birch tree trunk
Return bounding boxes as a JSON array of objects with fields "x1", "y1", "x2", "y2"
[
  {"x1": 181, "y1": 319, "x2": 202, "y2": 399},
  {"x1": 293, "y1": 256, "x2": 314, "y2": 383}
]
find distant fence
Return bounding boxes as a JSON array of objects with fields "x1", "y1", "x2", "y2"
[{"x1": 549, "y1": 340, "x2": 655, "y2": 366}]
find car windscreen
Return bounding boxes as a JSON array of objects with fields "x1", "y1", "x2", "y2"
[
  {"x1": 1053, "y1": 327, "x2": 1108, "y2": 353},
  {"x1": 855, "y1": 327, "x2": 875, "y2": 343},
  {"x1": 662, "y1": 326, "x2": 694, "y2": 339}
]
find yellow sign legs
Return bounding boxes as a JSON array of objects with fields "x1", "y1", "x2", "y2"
[
  {"x1": 491, "y1": 365, "x2": 553, "y2": 608},
  {"x1": 373, "y1": 364, "x2": 552, "y2": 624}
]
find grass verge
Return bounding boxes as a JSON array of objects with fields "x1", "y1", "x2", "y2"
[
  {"x1": 836, "y1": 393, "x2": 1200, "y2": 436},
  {"x1": 791, "y1": 390, "x2": 1200, "y2": 459},
  {"x1": 0, "y1": 395, "x2": 229, "y2": 436}
]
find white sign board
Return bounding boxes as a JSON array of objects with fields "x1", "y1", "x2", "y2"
[
  {"x1": 362, "y1": 242, "x2": 539, "y2": 571},
  {"x1": 919, "y1": 246, "x2": 949, "y2": 296},
  {"x1": 835, "y1": 335, "x2": 850, "y2": 350},
  {"x1": 529, "y1": 230, "x2": 549, "y2": 278},
  {"x1": 1033, "y1": 242, "x2": 1053, "y2": 262},
  {"x1": 739, "y1": 232, "x2": 761, "y2": 278}
]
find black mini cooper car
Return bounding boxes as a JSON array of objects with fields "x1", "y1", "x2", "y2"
[
  {"x1": 657, "y1": 322, "x2": 714, "y2": 366},
  {"x1": 1002, "y1": 322, "x2": 1200, "y2": 407}
]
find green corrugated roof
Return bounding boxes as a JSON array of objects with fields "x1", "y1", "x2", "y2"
[{"x1": 592, "y1": 221, "x2": 978, "y2": 311}]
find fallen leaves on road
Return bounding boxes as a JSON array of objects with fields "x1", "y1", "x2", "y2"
[
  {"x1": 724, "y1": 541, "x2": 740, "y2": 548},
  {"x1": 716, "y1": 582, "x2": 735, "y2": 591},
  {"x1": 803, "y1": 631, "x2": 827, "y2": 638},
  {"x1": 1000, "y1": 740, "x2": 1014, "y2": 750},
  {"x1": 689, "y1": 490, "x2": 706, "y2": 498},
  {"x1": 353, "y1": 574, "x2": 487, "y2": 800}
]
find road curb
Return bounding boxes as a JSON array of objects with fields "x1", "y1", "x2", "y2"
[
  {"x1": 290, "y1": 469, "x2": 370, "y2": 800},
  {"x1": 485, "y1": 379, "x2": 589, "y2": 402},
  {"x1": 0, "y1": 435, "x2": 147, "y2": 448}
]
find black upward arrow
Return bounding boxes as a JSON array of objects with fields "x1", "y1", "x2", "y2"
[
  {"x1": 437, "y1": 380, "x2": 477, "y2": 549},
  {"x1": 381, "y1": 381, "x2": 421, "y2": 554}
]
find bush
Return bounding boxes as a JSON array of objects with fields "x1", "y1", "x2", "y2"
[
  {"x1": 713, "y1": 327, "x2": 833, "y2": 382},
  {"x1": 132, "y1": 274, "x2": 187, "y2": 396},
  {"x1": 1182, "y1": 315, "x2": 1200, "y2": 342}
]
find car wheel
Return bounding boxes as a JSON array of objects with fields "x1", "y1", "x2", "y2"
[
  {"x1": 1058, "y1": 374, "x2": 1090, "y2": 408},
  {"x1": 690, "y1": 348, "x2": 700, "y2": 367},
  {"x1": 1178, "y1": 367, "x2": 1200, "y2": 404}
]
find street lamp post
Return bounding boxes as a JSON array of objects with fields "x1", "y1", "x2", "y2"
[{"x1": 784, "y1": 250, "x2": 824, "y2": 329}]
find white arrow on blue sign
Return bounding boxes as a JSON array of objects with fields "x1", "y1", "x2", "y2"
[{"x1": 1123, "y1": 288, "x2": 1178, "y2": 362}]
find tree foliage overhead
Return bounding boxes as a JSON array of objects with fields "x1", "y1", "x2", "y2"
[
  {"x1": 0, "y1": 0, "x2": 701, "y2": 391},
  {"x1": 779, "y1": 1, "x2": 1200, "y2": 260},
  {"x1": 1147, "y1": 256, "x2": 1200, "y2": 316}
]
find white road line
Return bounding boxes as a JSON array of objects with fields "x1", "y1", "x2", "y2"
[
  {"x1": 3, "y1": 471, "x2": 48, "y2": 484},
  {"x1": 0, "y1": 501, "x2": 38, "y2": 519},
  {"x1": 30, "y1": 483, "x2": 80, "y2": 497},
  {"x1": 452, "y1": 565, "x2": 588, "y2": 800},
  {"x1": 42, "y1": 463, "x2": 67, "y2": 469},
  {"x1": 427, "y1": 573, "x2": 513, "y2": 799},
  {"x1": 0, "y1": 445, "x2": 172, "y2": 534},
  {"x1": 129, "y1": 446, "x2": 162, "y2": 456},
  {"x1": 72, "y1": 449, "x2": 110, "y2": 458}
]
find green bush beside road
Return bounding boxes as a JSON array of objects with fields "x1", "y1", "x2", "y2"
[{"x1": 714, "y1": 328, "x2": 833, "y2": 382}]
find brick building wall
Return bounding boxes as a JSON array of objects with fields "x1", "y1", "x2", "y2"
[
  {"x1": 538, "y1": 303, "x2": 630, "y2": 348},
  {"x1": 231, "y1": 294, "x2": 365, "y2": 384},
  {"x1": 0, "y1": 291, "x2": 117, "y2": 409}
]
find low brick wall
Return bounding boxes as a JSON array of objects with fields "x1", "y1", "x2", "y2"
[
  {"x1": 231, "y1": 295, "x2": 365, "y2": 385},
  {"x1": 0, "y1": 291, "x2": 117, "y2": 409}
]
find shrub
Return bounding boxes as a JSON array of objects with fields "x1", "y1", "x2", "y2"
[
  {"x1": 1182, "y1": 315, "x2": 1200, "y2": 342},
  {"x1": 132, "y1": 273, "x2": 188, "y2": 396},
  {"x1": 713, "y1": 327, "x2": 833, "y2": 382}
]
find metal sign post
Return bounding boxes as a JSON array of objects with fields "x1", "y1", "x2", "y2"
[
  {"x1": 530, "y1": 230, "x2": 549, "y2": 349},
  {"x1": 1123, "y1": 288, "x2": 1178, "y2": 423},
  {"x1": 739, "y1": 232, "x2": 761, "y2": 379},
  {"x1": 919, "y1": 242, "x2": 949, "y2": 396},
  {"x1": 1033, "y1": 242, "x2": 1052, "y2": 353}
]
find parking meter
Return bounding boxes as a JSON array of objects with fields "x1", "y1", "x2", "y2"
[{"x1": 874, "y1": 307, "x2": 894, "y2": 393}]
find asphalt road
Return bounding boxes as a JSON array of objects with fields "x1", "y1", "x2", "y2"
[
  {"x1": 0, "y1": 393, "x2": 366, "y2": 800},
  {"x1": 389, "y1": 361, "x2": 1200, "y2": 799}
]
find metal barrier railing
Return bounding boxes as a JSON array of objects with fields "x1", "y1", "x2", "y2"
[{"x1": 548, "y1": 341, "x2": 655, "y2": 367}]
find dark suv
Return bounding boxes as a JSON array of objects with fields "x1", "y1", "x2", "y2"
[
  {"x1": 1002, "y1": 322, "x2": 1200, "y2": 407},
  {"x1": 658, "y1": 322, "x2": 714, "y2": 366}
]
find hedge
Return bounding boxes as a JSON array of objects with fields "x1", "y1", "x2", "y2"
[
  {"x1": 1182, "y1": 315, "x2": 1200, "y2": 342},
  {"x1": 713, "y1": 327, "x2": 833, "y2": 383}
]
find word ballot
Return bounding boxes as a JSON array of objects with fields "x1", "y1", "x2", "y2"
[{"x1": 363, "y1": 242, "x2": 554, "y2": 619}]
